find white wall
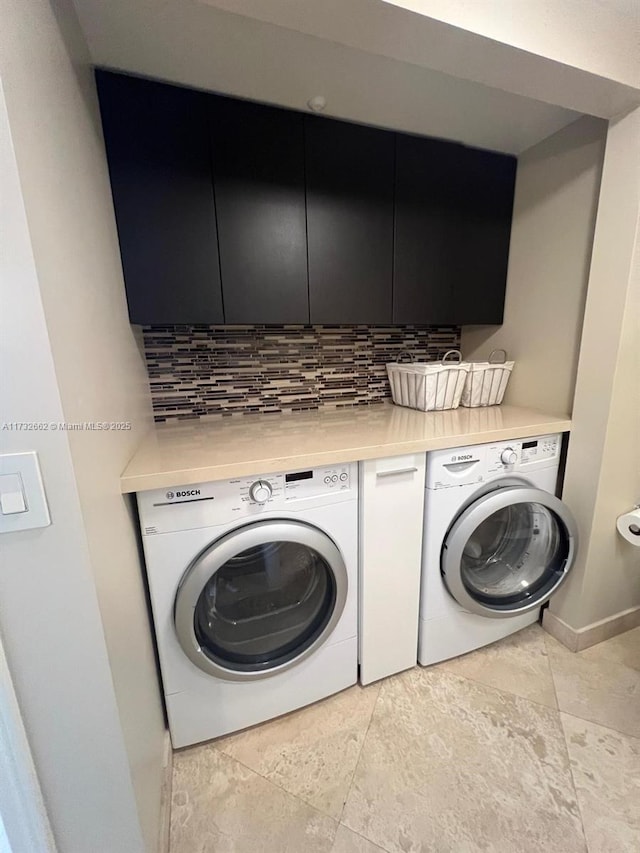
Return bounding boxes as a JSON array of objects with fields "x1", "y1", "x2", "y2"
[
  {"x1": 0, "y1": 815, "x2": 9, "y2": 853},
  {"x1": 1, "y1": 0, "x2": 166, "y2": 849},
  {"x1": 160, "y1": 0, "x2": 640, "y2": 117},
  {"x1": 0, "y1": 80, "x2": 146, "y2": 853},
  {"x1": 383, "y1": 0, "x2": 640, "y2": 88},
  {"x1": 462, "y1": 116, "x2": 606, "y2": 416},
  {"x1": 549, "y1": 106, "x2": 640, "y2": 630},
  {"x1": 72, "y1": 0, "x2": 582, "y2": 155},
  {"x1": 0, "y1": 631, "x2": 56, "y2": 853}
]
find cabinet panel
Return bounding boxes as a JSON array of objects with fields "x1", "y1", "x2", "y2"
[
  {"x1": 453, "y1": 147, "x2": 516, "y2": 324},
  {"x1": 394, "y1": 136, "x2": 454, "y2": 324},
  {"x1": 96, "y1": 71, "x2": 223, "y2": 325},
  {"x1": 211, "y1": 98, "x2": 308, "y2": 323},
  {"x1": 359, "y1": 455, "x2": 426, "y2": 685},
  {"x1": 306, "y1": 117, "x2": 394, "y2": 323},
  {"x1": 98, "y1": 71, "x2": 514, "y2": 328},
  {"x1": 394, "y1": 135, "x2": 515, "y2": 325}
]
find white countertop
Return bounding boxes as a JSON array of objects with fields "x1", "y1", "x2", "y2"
[{"x1": 120, "y1": 402, "x2": 571, "y2": 493}]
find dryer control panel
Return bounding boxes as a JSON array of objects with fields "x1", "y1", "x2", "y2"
[
  {"x1": 137, "y1": 463, "x2": 357, "y2": 534},
  {"x1": 282, "y1": 465, "x2": 351, "y2": 498},
  {"x1": 236, "y1": 464, "x2": 352, "y2": 505}
]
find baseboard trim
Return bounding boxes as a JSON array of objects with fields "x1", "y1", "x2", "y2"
[
  {"x1": 158, "y1": 730, "x2": 173, "y2": 853},
  {"x1": 543, "y1": 605, "x2": 640, "y2": 652}
]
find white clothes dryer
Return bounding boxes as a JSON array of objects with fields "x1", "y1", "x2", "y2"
[
  {"x1": 418, "y1": 434, "x2": 577, "y2": 666},
  {"x1": 137, "y1": 463, "x2": 358, "y2": 748}
]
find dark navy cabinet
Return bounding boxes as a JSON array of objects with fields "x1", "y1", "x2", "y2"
[
  {"x1": 95, "y1": 70, "x2": 223, "y2": 325},
  {"x1": 305, "y1": 117, "x2": 394, "y2": 324},
  {"x1": 394, "y1": 135, "x2": 516, "y2": 325},
  {"x1": 210, "y1": 97, "x2": 308, "y2": 323},
  {"x1": 450, "y1": 145, "x2": 517, "y2": 325},
  {"x1": 96, "y1": 70, "x2": 516, "y2": 327}
]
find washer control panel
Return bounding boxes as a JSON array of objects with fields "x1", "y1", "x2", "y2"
[
  {"x1": 425, "y1": 433, "x2": 564, "y2": 490},
  {"x1": 487, "y1": 434, "x2": 560, "y2": 473}
]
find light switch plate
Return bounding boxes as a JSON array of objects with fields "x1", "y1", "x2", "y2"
[
  {"x1": 0, "y1": 452, "x2": 51, "y2": 533},
  {"x1": 0, "y1": 473, "x2": 27, "y2": 515}
]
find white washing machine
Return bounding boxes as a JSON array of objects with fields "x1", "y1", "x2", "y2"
[
  {"x1": 137, "y1": 463, "x2": 358, "y2": 748},
  {"x1": 419, "y1": 434, "x2": 578, "y2": 666}
]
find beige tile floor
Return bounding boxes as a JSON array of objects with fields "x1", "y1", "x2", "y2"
[{"x1": 170, "y1": 624, "x2": 640, "y2": 853}]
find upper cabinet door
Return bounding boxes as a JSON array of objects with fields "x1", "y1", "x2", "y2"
[
  {"x1": 96, "y1": 71, "x2": 223, "y2": 325},
  {"x1": 394, "y1": 135, "x2": 516, "y2": 325},
  {"x1": 305, "y1": 117, "x2": 394, "y2": 324},
  {"x1": 452, "y1": 146, "x2": 516, "y2": 325},
  {"x1": 211, "y1": 98, "x2": 308, "y2": 324}
]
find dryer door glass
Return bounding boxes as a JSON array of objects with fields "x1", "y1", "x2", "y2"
[
  {"x1": 174, "y1": 519, "x2": 349, "y2": 679},
  {"x1": 442, "y1": 488, "x2": 577, "y2": 617},
  {"x1": 194, "y1": 540, "x2": 335, "y2": 671}
]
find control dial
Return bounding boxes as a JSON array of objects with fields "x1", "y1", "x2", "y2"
[
  {"x1": 249, "y1": 480, "x2": 273, "y2": 504},
  {"x1": 501, "y1": 448, "x2": 517, "y2": 465}
]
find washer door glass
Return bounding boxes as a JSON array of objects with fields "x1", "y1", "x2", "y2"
[
  {"x1": 461, "y1": 502, "x2": 567, "y2": 602},
  {"x1": 195, "y1": 540, "x2": 334, "y2": 670},
  {"x1": 442, "y1": 488, "x2": 577, "y2": 617},
  {"x1": 174, "y1": 519, "x2": 348, "y2": 679}
]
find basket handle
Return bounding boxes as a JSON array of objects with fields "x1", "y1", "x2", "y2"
[
  {"x1": 441, "y1": 349, "x2": 463, "y2": 363},
  {"x1": 488, "y1": 349, "x2": 507, "y2": 364},
  {"x1": 397, "y1": 349, "x2": 415, "y2": 363}
]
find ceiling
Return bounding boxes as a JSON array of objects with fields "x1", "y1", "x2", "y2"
[{"x1": 71, "y1": 0, "x2": 593, "y2": 154}]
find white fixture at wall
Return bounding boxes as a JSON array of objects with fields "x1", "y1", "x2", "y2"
[
  {"x1": 617, "y1": 506, "x2": 640, "y2": 547},
  {"x1": 307, "y1": 94, "x2": 327, "y2": 112},
  {"x1": 0, "y1": 452, "x2": 50, "y2": 533}
]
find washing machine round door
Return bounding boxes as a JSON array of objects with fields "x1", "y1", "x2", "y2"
[
  {"x1": 442, "y1": 487, "x2": 578, "y2": 618},
  {"x1": 174, "y1": 519, "x2": 348, "y2": 680}
]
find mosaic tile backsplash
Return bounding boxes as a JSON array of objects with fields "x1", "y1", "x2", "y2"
[{"x1": 143, "y1": 325, "x2": 461, "y2": 422}]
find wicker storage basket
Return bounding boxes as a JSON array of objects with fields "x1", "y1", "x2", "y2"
[
  {"x1": 387, "y1": 350, "x2": 470, "y2": 412},
  {"x1": 460, "y1": 349, "x2": 514, "y2": 407}
]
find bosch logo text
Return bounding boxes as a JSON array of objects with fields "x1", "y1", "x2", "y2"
[
  {"x1": 451, "y1": 455, "x2": 473, "y2": 461},
  {"x1": 166, "y1": 489, "x2": 201, "y2": 499}
]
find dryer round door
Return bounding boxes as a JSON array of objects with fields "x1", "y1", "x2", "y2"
[
  {"x1": 442, "y1": 487, "x2": 578, "y2": 618},
  {"x1": 174, "y1": 519, "x2": 348, "y2": 680}
]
